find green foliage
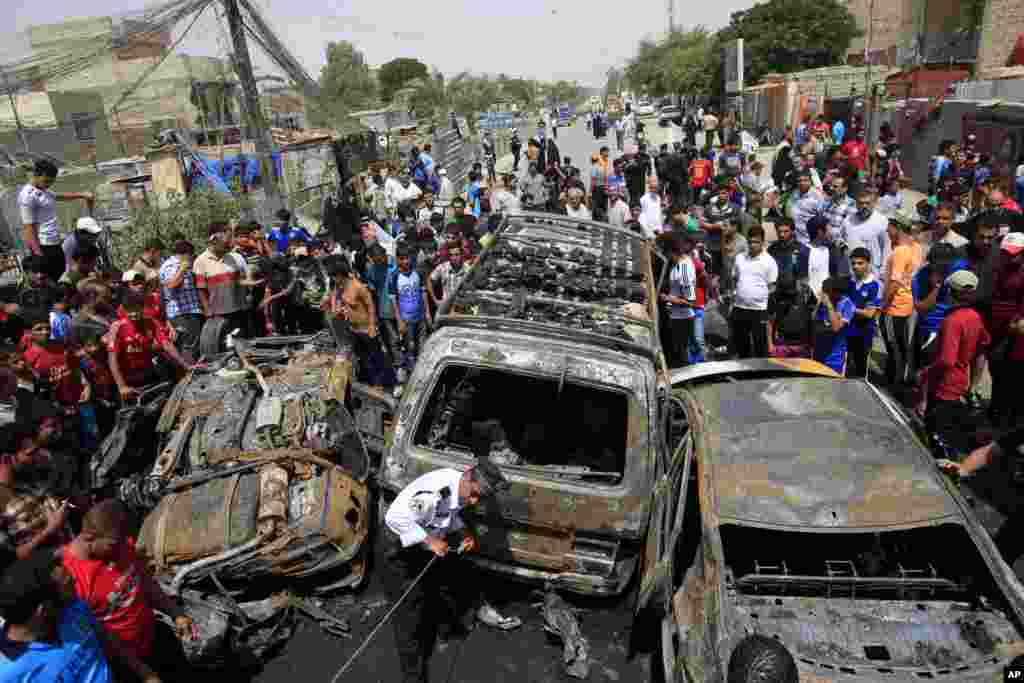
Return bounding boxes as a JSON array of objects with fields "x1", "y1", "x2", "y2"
[
  {"x1": 709, "y1": 0, "x2": 862, "y2": 98},
  {"x1": 114, "y1": 190, "x2": 253, "y2": 269},
  {"x1": 497, "y1": 76, "x2": 539, "y2": 109},
  {"x1": 314, "y1": 41, "x2": 379, "y2": 127},
  {"x1": 625, "y1": 28, "x2": 713, "y2": 98},
  {"x1": 378, "y1": 58, "x2": 430, "y2": 103}
]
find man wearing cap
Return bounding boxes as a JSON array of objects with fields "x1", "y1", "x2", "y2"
[
  {"x1": 384, "y1": 437, "x2": 509, "y2": 683},
  {"x1": 985, "y1": 232, "x2": 1024, "y2": 429},
  {"x1": 62, "y1": 217, "x2": 104, "y2": 276},
  {"x1": 917, "y1": 270, "x2": 990, "y2": 451}
]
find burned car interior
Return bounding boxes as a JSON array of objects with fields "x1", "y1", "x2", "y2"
[
  {"x1": 412, "y1": 363, "x2": 629, "y2": 482},
  {"x1": 439, "y1": 214, "x2": 663, "y2": 355}
]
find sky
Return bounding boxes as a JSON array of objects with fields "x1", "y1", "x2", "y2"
[{"x1": 10, "y1": 0, "x2": 758, "y2": 87}]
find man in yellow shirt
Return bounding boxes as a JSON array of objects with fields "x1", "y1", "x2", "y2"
[{"x1": 879, "y1": 213, "x2": 923, "y2": 386}]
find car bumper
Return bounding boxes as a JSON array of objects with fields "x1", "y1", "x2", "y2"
[{"x1": 466, "y1": 553, "x2": 638, "y2": 597}]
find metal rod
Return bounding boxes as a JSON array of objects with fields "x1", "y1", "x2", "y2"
[
  {"x1": 2, "y1": 71, "x2": 30, "y2": 155},
  {"x1": 328, "y1": 554, "x2": 438, "y2": 682}
]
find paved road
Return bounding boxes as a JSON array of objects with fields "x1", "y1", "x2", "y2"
[{"x1": 252, "y1": 540, "x2": 655, "y2": 683}]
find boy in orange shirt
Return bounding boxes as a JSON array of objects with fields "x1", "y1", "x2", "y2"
[{"x1": 879, "y1": 214, "x2": 923, "y2": 386}]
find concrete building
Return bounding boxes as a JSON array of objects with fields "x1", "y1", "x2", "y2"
[
  {"x1": 846, "y1": 0, "x2": 913, "y2": 67},
  {"x1": 0, "y1": 15, "x2": 313, "y2": 165},
  {"x1": 977, "y1": 0, "x2": 1024, "y2": 78}
]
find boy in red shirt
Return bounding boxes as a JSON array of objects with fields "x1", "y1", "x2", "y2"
[
  {"x1": 61, "y1": 499, "x2": 195, "y2": 663},
  {"x1": 22, "y1": 318, "x2": 88, "y2": 413},
  {"x1": 919, "y1": 270, "x2": 990, "y2": 454},
  {"x1": 107, "y1": 292, "x2": 190, "y2": 402}
]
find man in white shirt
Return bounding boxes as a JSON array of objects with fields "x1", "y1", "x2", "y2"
[
  {"x1": 730, "y1": 226, "x2": 778, "y2": 358},
  {"x1": 842, "y1": 190, "x2": 891, "y2": 273},
  {"x1": 384, "y1": 172, "x2": 405, "y2": 215},
  {"x1": 930, "y1": 202, "x2": 968, "y2": 250},
  {"x1": 607, "y1": 188, "x2": 630, "y2": 227},
  {"x1": 490, "y1": 173, "x2": 521, "y2": 215},
  {"x1": 384, "y1": 453, "x2": 509, "y2": 683},
  {"x1": 564, "y1": 188, "x2": 592, "y2": 220},
  {"x1": 639, "y1": 177, "x2": 663, "y2": 239}
]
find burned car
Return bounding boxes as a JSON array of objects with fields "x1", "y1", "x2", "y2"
[
  {"x1": 637, "y1": 360, "x2": 1024, "y2": 683},
  {"x1": 101, "y1": 332, "x2": 371, "y2": 665},
  {"x1": 367, "y1": 212, "x2": 690, "y2": 597}
]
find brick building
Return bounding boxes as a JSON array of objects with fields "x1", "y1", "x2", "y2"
[
  {"x1": 977, "y1": 0, "x2": 1024, "y2": 78},
  {"x1": 846, "y1": 0, "x2": 912, "y2": 66}
]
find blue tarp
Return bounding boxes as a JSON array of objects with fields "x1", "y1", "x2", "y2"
[{"x1": 190, "y1": 152, "x2": 283, "y2": 194}]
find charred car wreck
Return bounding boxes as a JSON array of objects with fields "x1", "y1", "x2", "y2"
[
  {"x1": 638, "y1": 360, "x2": 1024, "y2": 683},
  {"x1": 95, "y1": 331, "x2": 372, "y2": 666},
  {"x1": 367, "y1": 212, "x2": 692, "y2": 597}
]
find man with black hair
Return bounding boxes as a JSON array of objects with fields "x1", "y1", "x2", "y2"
[
  {"x1": 384, "y1": 445, "x2": 510, "y2": 683},
  {"x1": 107, "y1": 292, "x2": 190, "y2": 401},
  {"x1": 0, "y1": 549, "x2": 160, "y2": 682},
  {"x1": 813, "y1": 276, "x2": 856, "y2": 374},
  {"x1": 58, "y1": 244, "x2": 99, "y2": 292},
  {"x1": 18, "y1": 159, "x2": 95, "y2": 283},
  {"x1": 131, "y1": 239, "x2": 164, "y2": 284}
]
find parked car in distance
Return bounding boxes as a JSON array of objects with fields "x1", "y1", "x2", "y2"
[
  {"x1": 638, "y1": 360, "x2": 1024, "y2": 683},
  {"x1": 635, "y1": 101, "x2": 656, "y2": 116},
  {"x1": 658, "y1": 105, "x2": 682, "y2": 127}
]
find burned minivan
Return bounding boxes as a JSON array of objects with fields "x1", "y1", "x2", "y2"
[{"x1": 370, "y1": 212, "x2": 683, "y2": 596}]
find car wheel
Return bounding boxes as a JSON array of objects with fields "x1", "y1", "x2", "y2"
[
  {"x1": 727, "y1": 635, "x2": 798, "y2": 683},
  {"x1": 199, "y1": 317, "x2": 232, "y2": 358}
]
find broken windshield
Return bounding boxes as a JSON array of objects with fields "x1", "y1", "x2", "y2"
[{"x1": 413, "y1": 363, "x2": 629, "y2": 483}]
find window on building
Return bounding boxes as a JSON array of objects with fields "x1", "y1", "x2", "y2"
[{"x1": 70, "y1": 113, "x2": 97, "y2": 142}]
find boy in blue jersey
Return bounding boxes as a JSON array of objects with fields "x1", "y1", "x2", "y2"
[
  {"x1": 813, "y1": 276, "x2": 856, "y2": 375},
  {"x1": 0, "y1": 550, "x2": 158, "y2": 683},
  {"x1": 845, "y1": 247, "x2": 882, "y2": 378}
]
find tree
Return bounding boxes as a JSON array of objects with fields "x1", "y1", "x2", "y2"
[
  {"x1": 378, "y1": 58, "x2": 430, "y2": 103},
  {"x1": 708, "y1": 0, "x2": 861, "y2": 99},
  {"x1": 625, "y1": 27, "x2": 713, "y2": 98},
  {"x1": 314, "y1": 41, "x2": 378, "y2": 126}
]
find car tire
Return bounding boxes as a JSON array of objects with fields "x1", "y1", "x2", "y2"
[
  {"x1": 727, "y1": 635, "x2": 798, "y2": 683},
  {"x1": 199, "y1": 316, "x2": 231, "y2": 358}
]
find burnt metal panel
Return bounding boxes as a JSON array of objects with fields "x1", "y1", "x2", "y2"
[{"x1": 688, "y1": 377, "x2": 961, "y2": 529}]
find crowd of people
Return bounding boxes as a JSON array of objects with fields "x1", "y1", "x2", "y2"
[{"x1": 3, "y1": 109, "x2": 1024, "y2": 680}]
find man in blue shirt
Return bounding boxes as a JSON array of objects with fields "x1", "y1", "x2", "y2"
[
  {"x1": 845, "y1": 247, "x2": 882, "y2": 378},
  {"x1": 265, "y1": 209, "x2": 315, "y2": 254},
  {"x1": 0, "y1": 550, "x2": 158, "y2": 683},
  {"x1": 814, "y1": 276, "x2": 856, "y2": 375},
  {"x1": 832, "y1": 119, "x2": 846, "y2": 146},
  {"x1": 911, "y1": 243, "x2": 968, "y2": 372}
]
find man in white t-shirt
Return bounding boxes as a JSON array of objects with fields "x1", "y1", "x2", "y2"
[
  {"x1": 730, "y1": 226, "x2": 778, "y2": 358},
  {"x1": 18, "y1": 159, "x2": 94, "y2": 283},
  {"x1": 565, "y1": 188, "x2": 592, "y2": 220},
  {"x1": 841, "y1": 190, "x2": 891, "y2": 273},
  {"x1": 638, "y1": 177, "x2": 663, "y2": 239}
]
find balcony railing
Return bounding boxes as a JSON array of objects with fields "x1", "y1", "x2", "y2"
[{"x1": 898, "y1": 30, "x2": 980, "y2": 67}]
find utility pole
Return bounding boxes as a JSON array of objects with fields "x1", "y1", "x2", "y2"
[
  {"x1": 2, "y1": 71, "x2": 30, "y2": 155},
  {"x1": 864, "y1": 0, "x2": 876, "y2": 148},
  {"x1": 222, "y1": 0, "x2": 283, "y2": 212},
  {"x1": 667, "y1": 0, "x2": 674, "y2": 34}
]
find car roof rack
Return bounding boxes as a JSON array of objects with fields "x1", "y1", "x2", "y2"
[{"x1": 434, "y1": 211, "x2": 665, "y2": 359}]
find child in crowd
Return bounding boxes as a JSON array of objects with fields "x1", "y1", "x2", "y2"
[
  {"x1": 845, "y1": 248, "x2": 882, "y2": 379},
  {"x1": 813, "y1": 276, "x2": 856, "y2": 375},
  {"x1": 388, "y1": 245, "x2": 430, "y2": 386}
]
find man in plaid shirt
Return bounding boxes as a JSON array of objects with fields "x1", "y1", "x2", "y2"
[
  {"x1": 821, "y1": 175, "x2": 857, "y2": 244},
  {"x1": 159, "y1": 239, "x2": 204, "y2": 358}
]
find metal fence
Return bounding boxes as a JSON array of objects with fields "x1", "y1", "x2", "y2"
[{"x1": 898, "y1": 31, "x2": 981, "y2": 67}]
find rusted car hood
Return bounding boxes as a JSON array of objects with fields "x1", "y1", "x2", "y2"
[{"x1": 689, "y1": 378, "x2": 961, "y2": 529}]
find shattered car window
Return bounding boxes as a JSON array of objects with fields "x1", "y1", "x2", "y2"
[{"x1": 413, "y1": 363, "x2": 628, "y2": 482}]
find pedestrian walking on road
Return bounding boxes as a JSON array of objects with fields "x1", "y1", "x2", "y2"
[{"x1": 510, "y1": 129, "x2": 522, "y2": 172}]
